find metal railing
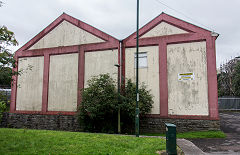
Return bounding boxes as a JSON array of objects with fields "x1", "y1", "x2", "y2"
[
  {"x1": 0, "y1": 86, "x2": 11, "y2": 109},
  {"x1": 218, "y1": 97, "x2": 240, "y2": 110}
]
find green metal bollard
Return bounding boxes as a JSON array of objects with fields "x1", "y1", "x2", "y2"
[{"x1": 165, "y1": 123, "x2": 177, "y2": 155}]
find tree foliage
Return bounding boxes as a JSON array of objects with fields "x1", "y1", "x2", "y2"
[
  {"x1": 0, "y1": 100, "x2": 6, "y2": 121},
  {"x1": 218, "y1": 58, "x2": 240, "y2": 97},
  {"x1": 0, "y1": 25, "x2": 18, "y2": 86},
  {"x1": 78, "y1": 74, "x2": 153, "y2": 133},
  {"x1": 78, "y1": 74, "x2": 118, "y2": 133},
  {"x1": 120, "y1": 79, "x2": 153, "y2": 133},
  {"x1": 233, "y1": 61, "x2": 240, "y2": 96}
]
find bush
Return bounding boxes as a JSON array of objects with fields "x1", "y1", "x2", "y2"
[
  {"x1": 78, "y1": 74, "x2": 154, "y2": 134},
  {"x1": 121, "y1": 79, "x2": 153, "y2": 133},
  {"x1": 78, "y1": 74, "x2": 118, "y2": 133},
  {"x1": 0, "y1": 101, "x2": 7, "y2": 122},
  {"x1": 233, "y1": 61, "x2": 240, "y2": 96}
]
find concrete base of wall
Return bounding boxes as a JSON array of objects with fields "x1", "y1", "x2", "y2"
[
  {"x1": 0, "y1": 113, "x2": 82, "y2": 131},
  {"x1": 140, "y1": 117, "x2": 220, "y2": 133},
  {"x1": 0, "y1": 113, "x2": 220, "y2": 133}
]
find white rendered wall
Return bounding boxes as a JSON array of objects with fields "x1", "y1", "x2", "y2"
[
  {"x1": 167, "y1": 41, "x2": 208, "y2": 115},
  {"x1": 125, "y1": 46, "x2": 160, "y2": 114},
  {"x1": 29, "y1": 20, "x2": 104, "y2": 50},
  {"x1": 16, "y1": 56, "x2": 44, "y2": 111},
  {"x1": 84, "y1": 50, "x2": 118, "y2": 87},
  {"x1": 141, "y1": 22, "x2": 188, "y2": 38},
  {"x1": 48, "y1": 53, "x2": 78, "y2": 111}
]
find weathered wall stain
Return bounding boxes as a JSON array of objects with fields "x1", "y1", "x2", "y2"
[
  {"x1": 30, "y1": 20, "x2": 104, "y2": 50},
  {"x1": 167, "y1": 41, "x2": 208, "y2": 115},
  {"x1": 141, "y1": 22, "x2": 188, "y2": 38},
  {"x1": 125, "y1": 46, "x2": 160, "y2": 114},
  {"x1": 16, "y1": 56, "x2": 44, "y2": 111},
  {"x1": 84, "y1": 50, "x2": 118, "y2": 87},
  {"x1": 48, "y1": 53, "x2": 78, "y2": 111}
]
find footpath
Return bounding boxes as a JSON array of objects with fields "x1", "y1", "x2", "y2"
[{"x1": 180, "y1": 112, "x2": 240, "y2": 155}]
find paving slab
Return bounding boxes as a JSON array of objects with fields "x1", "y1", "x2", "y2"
[
  {"x1": 177, "y1": 138, "x2": 205, "y2": 155},
  {"x1": 189, "y1": 112, "x2": 240, "y2": 154}
]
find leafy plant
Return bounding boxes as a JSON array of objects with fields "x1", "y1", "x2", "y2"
[
  {"x1": 78, "y1": 74, "x2": 153, "y2": 133},
  {"x1": 78, "y1": 74, "x2": 118, "y2": 133},
  {"x1": 0, "y1": 25, "x2": 18, "y2": 86},
  {"x1": 233, "y1": 61, "x2": 240, "y2": 96},
  {"x1": 0, "y1": 101, "x2": 7, "y2": 122},
  {"x1": 218, "y1": 58, "x2": 240, "y2": 97},
  {"x1": 121, "y1": 79, "x2": 153, "y2": 133}
]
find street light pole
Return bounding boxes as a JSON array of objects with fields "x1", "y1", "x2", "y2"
[
  {"x1": 135, "y1": 0, "x2": 140, "y2": 137},
  {"x1": 114, "y1": 64, "x2": 121, "y2": 134}
]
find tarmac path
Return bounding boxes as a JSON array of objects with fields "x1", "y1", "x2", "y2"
[{"x1": 189, "y1": 112, "x2": 240, "y2": 154}]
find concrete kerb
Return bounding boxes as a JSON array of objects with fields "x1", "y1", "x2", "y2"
[
  {"x1": 140, "y1": 135, "x2": 205, "y2": 155},
  {"x1": 177, "y1": 138, "x2": 205, "y2": 155}
]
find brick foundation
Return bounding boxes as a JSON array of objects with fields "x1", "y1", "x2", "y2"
[
  {"x1": 140, "y1": 117, "x2": 220, "y2": 133},
  {"x1": 0, "y1": 113, "x2": 82, "y2": 131},
  {"x1": 0, "y1": 113, "x2": 220, "y2": 133}
]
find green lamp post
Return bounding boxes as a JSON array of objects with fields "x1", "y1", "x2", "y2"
[{"x1": 135, "y1": 0, "x2": 140, "y2": 137}]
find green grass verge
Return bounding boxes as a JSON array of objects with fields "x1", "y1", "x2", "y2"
[
  {"x1": 142, "y1": 130, "x2": 226, "y2": 139},
  {"x1": 0, "y1": 128, "x2": 165, "y2": 154}
]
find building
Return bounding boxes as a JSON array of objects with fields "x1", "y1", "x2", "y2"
[{"x1": 6, "y1": 12, "x2": 219, "y2": 132}]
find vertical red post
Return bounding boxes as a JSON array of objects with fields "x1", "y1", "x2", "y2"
[
  {"x1": 77, "y1": 46, "x2": 85, "y2": 107},
  {"x1": 206, "y1": 37, "x2": 219, "y2": 120},
  {"x1": 121, "y1": 43, "x2": 126, "y2": 90},
  {"x1": 10, "y1": 56, "x2": 18, "y2": 113},
  {"x1": 118, "y1": 42, "x2": 121, "y2": 86},
  {"x1": 159, "y1": 41, "x2": 168, "y2": 117},
  {"x1": 42, "y1": 53, "x2": 50, "y2": 113}
]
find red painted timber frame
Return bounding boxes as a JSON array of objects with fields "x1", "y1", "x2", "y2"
[
  {"x1": 10, "y1": 13, "x2": 119, "y2": 115},
  {"x1": 122, "y1": 12, "x2": 219, "y2": 120},
  {"x1": 10, "y1": 12, "x2": 219, "y2": 121}
]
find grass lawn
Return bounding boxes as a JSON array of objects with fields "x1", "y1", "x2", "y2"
[
  {"x1": 0, "y1": 128, "x2": 165, "y2": 154},
  {"x1": 143, "y1": 130, "x2": 226, "y2": 139}
]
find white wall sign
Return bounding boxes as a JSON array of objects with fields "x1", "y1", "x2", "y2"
[{"x1": 178, "y1": 72, "x2": 194, "y2": 81}]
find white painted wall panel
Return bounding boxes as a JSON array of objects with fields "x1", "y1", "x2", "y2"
[
  {"x1": 16, "y1": 56, "x2": 44, "y2": 111},
  {"x1": 141, "y1": 22, "x2": 188, "y2": 38},
  {"x1": 29, "y1": 20, "x2": 104, "y2": 50},
  {"x1": 48, "y1": 53, "x2": 78, "y2": 111},
  {"x1": 125, "y1": 46, "x2": 160, "y2": 114},
  {"x1": 167, "y1": 41, "x2": 208, "y2": 115},
  {"x1": 84, "y1": 50, "x2": 118, "y2": 87}
]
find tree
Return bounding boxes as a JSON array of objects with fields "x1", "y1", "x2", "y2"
[
  {"x1": 218, "y1": 57, "x2": 240, "y2": 97},
  {"x1": 0, "y1": 2, "x2": 18, "y2": 115},
  {"x1": 233, "y1": 61, "x2": 240, "y2": 96},
  {"x1": 0, "y1": 26, "x2": 18, "y2": 86},
  {"x1": 78, "y1": 74, "x2": 153, "y2": 133},
  {"x1": 0, "y1": 1, "x2": 19, "y2": 86},
  {"x1": 0, "y1": 67, "x2": 12, "y2": 86},
  {"x1": 217, "y1": 58, "x2": 239, "y2": 96}
]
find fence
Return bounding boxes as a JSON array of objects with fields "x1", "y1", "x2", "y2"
[
  {"x1": 0, "y1": 86, "x2": 11, "y2": 109},
  {"x1": 218, "y1": 97, "x2": 240, "y2": 110}
]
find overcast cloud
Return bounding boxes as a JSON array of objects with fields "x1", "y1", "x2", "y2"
[{"x1": 1, "y1": 0, "x2": 239, "y2": 67}]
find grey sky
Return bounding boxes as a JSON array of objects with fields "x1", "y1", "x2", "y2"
[{"x1": 1, "y1": 0, "x2": 239, "y2": 67}]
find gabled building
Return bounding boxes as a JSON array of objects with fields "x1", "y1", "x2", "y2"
[
  {"x1": 10, "y1": 13, "x2": 119, "y2": 115},
  {"x1": 6, "y1": 12, "x2": 219, "y2": 132}
]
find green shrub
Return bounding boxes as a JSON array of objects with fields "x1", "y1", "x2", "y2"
[
  {"x1": 78, "y1": 74, "x2": 118, "y2": 133},
  {"x1": 78, "y1": 74, "x2": 153, "y2": 133},
  {"x1": 0, "y1": 101, "x2": 7, "y2": 122},
  {"x1": 120, "y1": 79, "x2": 153, "y2": 133},
  {"x1": 0, "y1": 92, "x2": 9, "y2": 111}
]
